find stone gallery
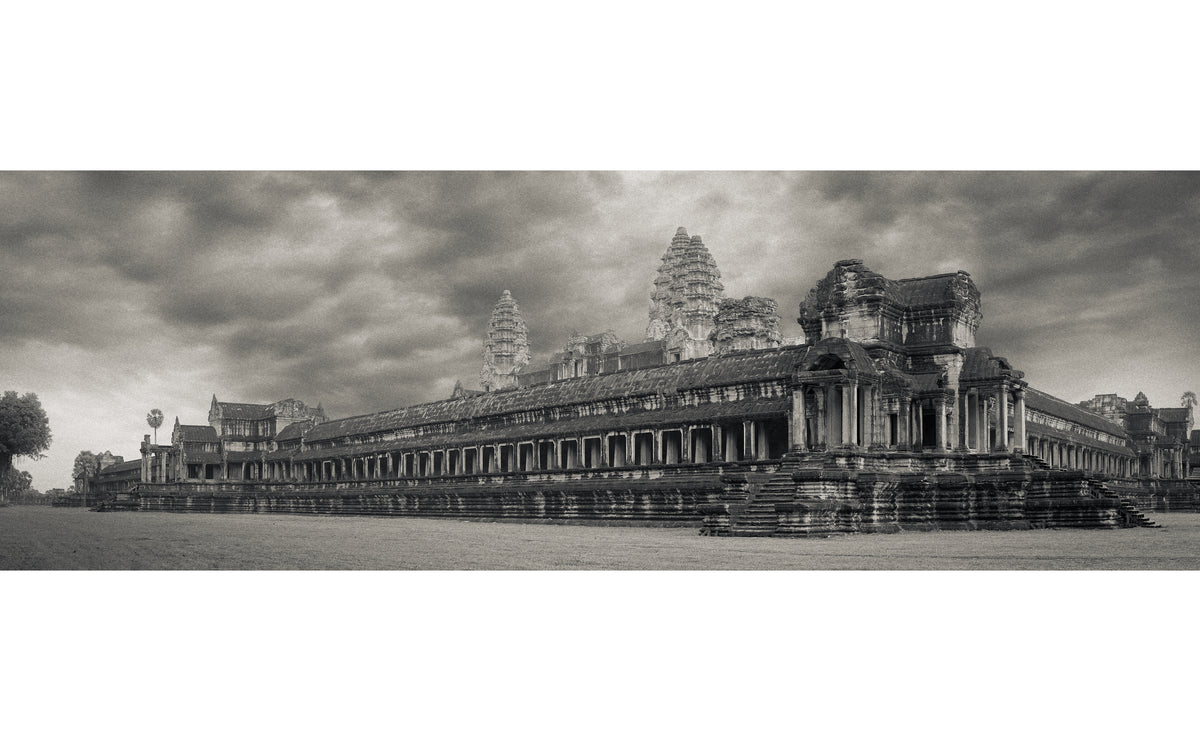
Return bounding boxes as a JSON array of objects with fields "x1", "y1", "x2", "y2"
[{"x1": 103, "y1": 228, "x2": 1196, "y2": 535}]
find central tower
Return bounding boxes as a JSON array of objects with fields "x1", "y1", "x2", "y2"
[
  {"x1": 644, "y1": 226, "x2": 725, "y2": 360},
  {"x1": 480, "y1": 289, "x2": 530, "y2": 391}
]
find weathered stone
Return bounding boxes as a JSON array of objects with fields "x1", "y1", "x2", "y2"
[{"x1": 480, "y1": 289, "x2": 530, "y2": 392}]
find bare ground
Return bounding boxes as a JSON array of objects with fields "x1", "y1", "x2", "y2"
[{"x1": 2, "y1": 506, "x2": 1199, "y2": 569}]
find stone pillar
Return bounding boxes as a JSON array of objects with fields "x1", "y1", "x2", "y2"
[
  {"x1": 814, "y1": 391, "x2": 826, "y2": 448},
  {"x1": 849, "y1": 382, "x2": 859, "y2": 447},
  {"x1": 827, "y1": 385, "x2": 837, "y2": 447},
  {"x1": 996, "y1": 386, "x2": 1009, "y2": 451},
  {"x1": 915, "y1": 402, "x2": 924, "y2": 450},
  {"x1": 898, "y1": 396, "x2": 910, "y2": 451},
  {"x1": 140, "y1": 437, "x2": 151, "y2": 483},
  {"x1": 947, "y1": 390, "x2": 959, "y2": 451},
  {"x1": 978, "y1": 395, "x2": 990, "y2": 453},
  {"x1": 935, "y1": 398, "x2": 947, "y2": 452},
  {"x1": 1014, "y1": 389, "x2": 1026, "y2": 452},
  {"x1": 792, "y1": 389, "x2": 806, "y2": 450}
]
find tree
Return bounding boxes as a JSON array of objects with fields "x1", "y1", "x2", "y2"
[
  {"x1": 1182, "y1": 391, "x2": 1197, "y2": 410},
  {"x1": 73, "y1": 451, "x2": 99, "y2": 482},
  {"x1": 146, "y1": 408, "x2": 164, "y2": 445},
  {"x1": 0, "y1": 468, "x2": 33, "y2": 505},
  {"x1": 0, "y1": 390, "x2": 52, "y2": 477}
]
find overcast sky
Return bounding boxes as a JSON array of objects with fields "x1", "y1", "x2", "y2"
[{"x1": 3, "y1": 171, "x2": 1198, "y2": 490}]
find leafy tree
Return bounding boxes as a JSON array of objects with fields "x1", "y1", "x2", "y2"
[
  {"x1": 0, "y1": 467, "x2": 33, "y2": 505},
  {"x1": 73, "y1": 450, "x2": 99, "y2": 482},
  {"x1": 147, "y1": 408, "x2": 164, "y2": 444},
  {"x1": 0, "y1": 390, "x2": 52, "y2": 477},
  {"x1": 1182, "y1": 391, "x2": 1197, "y2": 410}
]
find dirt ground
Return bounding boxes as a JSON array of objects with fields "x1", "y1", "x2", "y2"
[{"x1": 3, "y1": 505, "x2": 1199, "y2": 569}]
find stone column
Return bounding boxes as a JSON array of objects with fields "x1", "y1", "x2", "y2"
[
  {"x1": 815, "y1": 391, "x2": 826, "y2": 448},
  {"x1": 947, "y1": 390, "x2": 959, "y2": 451},
  {"x1": 1014, "y1": 388, "x2": 1026, "y2": 452},
  {"x1": 849, "y1": 382, "x2": 859, "y2": 447},
  {"x1": 935, "y1": 397, "x2": 947, "y2": 452},
  {"x1": 915, "y1": 402, "x2": 924, "y2": 450},
  {"x1": 898, "y1": 396, "x2": 910, "y2": 451},
  {"x1": 792, "y1": 389, "x2": 806, "y2": 450},
  {"x1": 979, "y1": 395, "x2": 990, "y2": 453},
  {"x1": 996, "y1": 386, "x2": 1009, "y2": 451},
  {"x1": 825, "y1": 385, "x2": 836, "y2": 447}
]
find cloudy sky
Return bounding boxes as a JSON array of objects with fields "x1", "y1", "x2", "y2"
[{"x1": 2, "y1": 171, "x2": 1198, "y2": 490}]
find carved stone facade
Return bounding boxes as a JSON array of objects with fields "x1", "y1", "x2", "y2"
[
  {"x1": 480, "y1": 289, "x2": 530, "y2": 392},
  {"x1": 645, "y1": 227, "x2": 725, "y2": 361},
  {"x1": 712, "y1": 296, "x2": 783, "y2": 354},
  {"x1": 140, "y1": 397, "x2": 326, "y2": 484}
]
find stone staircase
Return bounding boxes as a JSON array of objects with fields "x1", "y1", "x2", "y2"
[
  {"x1": 1023, "y1": 452, "x2": 1052, "y2": 470},
  {"x1": 1091, "y1": 480, "x2": 1159, "y2": 528},
  {"x1": 727, "y1": 451, "x2": 808, "y2": 536},
  {"x1": 1113, "y1": 493, "x2": 1160, "y2": 528}
]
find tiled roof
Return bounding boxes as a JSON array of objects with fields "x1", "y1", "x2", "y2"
[
  {"x1": 98, "y1": 460, "x2": 143, "y2": 476},
  {"x1": 275, "y1": 421, "x2": 311, "y2": 441},
  {"x1": 306, "y1": 346, "x2": 809, "y2": 444},
  {"x1": 289, "y1": 396, "x2": 791, "y2": 461},
  {"x1": 1024, "y1": 387, "x2": 1129, "y2": 439},
  {"x1": 177, "y1": 425, "x2": 218, "y2": 443},
  {"x1": 1157, "y1": 408, "x2": 1192, "y2": 423},
  {"x1": 215, "y1": 401, "x2": 273, "y2": 420}
]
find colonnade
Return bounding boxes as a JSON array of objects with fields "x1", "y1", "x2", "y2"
[
  {"x1": 791, "y1": 380, "x2": 1028, "y2": 455},
  {"x1": 220, "y1": 417, "x2": 790, "y2": 484},
  {"x1": 1025, "y1": 434, "x2": 1132, "y2": 476}
]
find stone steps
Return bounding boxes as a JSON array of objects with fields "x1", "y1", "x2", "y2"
[{"x1": 726, "y1": 450, "x2": 809, "y2": 536}]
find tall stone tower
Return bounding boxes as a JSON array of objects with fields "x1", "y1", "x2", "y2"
[
  {"x1": 711, "y1": 296, "x2": 783, "y2": 354},
  {"x1": 644, "y1": 227, "x2": 725, "y2": 360},
  {"x1": 480, "y1": 289, "x2": 530, "y2": 392}
]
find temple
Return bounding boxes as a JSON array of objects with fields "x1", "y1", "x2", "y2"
[{"x1": 114, "y1": 228, "x2": 1196, "y2": 533}]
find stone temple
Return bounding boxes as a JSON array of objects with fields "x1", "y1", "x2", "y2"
[{"x1": 100, "y1": 228, "x2": 1197, "y2": 534}]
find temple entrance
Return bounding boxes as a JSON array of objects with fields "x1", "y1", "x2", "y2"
[
  {"x1": 690, "y1": 427, "x2": 712, "y2": 463},
  {"x1": 723, "y1": 425, "x2": 744, "y2": 462},
  {"x1": 608, "y1": 435, "x2": 628, "y2": 467},
  {"x1": 761, "y1": 418, "x2": 788, "y2": 459},
  {"x1": 583, "y1": 437, "x2": 602, "y2": 468},
  {"x1": 662, "y1": 430, "x2": 682, "y2": 464},
  {"x1": 538, "y1": 441, "x2": 556, "y2": 470},
  {"x1": 560, "y1": 440, "x2": 579, "y2": 469},
  {"x1": 633, "y1": 432, "x2": 653, "y2": 465},
  {"x1": 921, "y1": 402, "x2": 936, "y2": 450}
]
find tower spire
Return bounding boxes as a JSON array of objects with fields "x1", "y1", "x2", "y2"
[
  {"x1": 481, "y1": 289, "x2": 530, "y2": 392},
  {"x1": 645, "y1": 226, "x2": 725, "y2": 359}
]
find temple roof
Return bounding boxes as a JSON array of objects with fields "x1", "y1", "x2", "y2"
[
  {"x1": 275, "y1": 421, "x2": 312, "y2": 442},
  {"x1": 893, "y1": 273, "x2": 971, "y2": 306},
  {"x1": 176, "y1": 424, "x2": 219, "y2": 443},
  {"x1": 1157, "y1": 408, "x2": 1192, "y2": 423},
  {"x1": 213, "y1": 401, "x2": 273, "y2": 420},
  {"x1": 307, "y1": 345, "x2": 810, "y2": 444},
  {"x1": 960, "y1": 347, "x2": 1023, "y2": 381},
  {"x1": 288, "y1": 397, "x2": 789, "y2": 461},
  {"x1": 1024, "y1": 387, "x2": 1129, "y2": 439},
  {"x1": 97, "y1": 460, "x2": 142, "y2": 476}
]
